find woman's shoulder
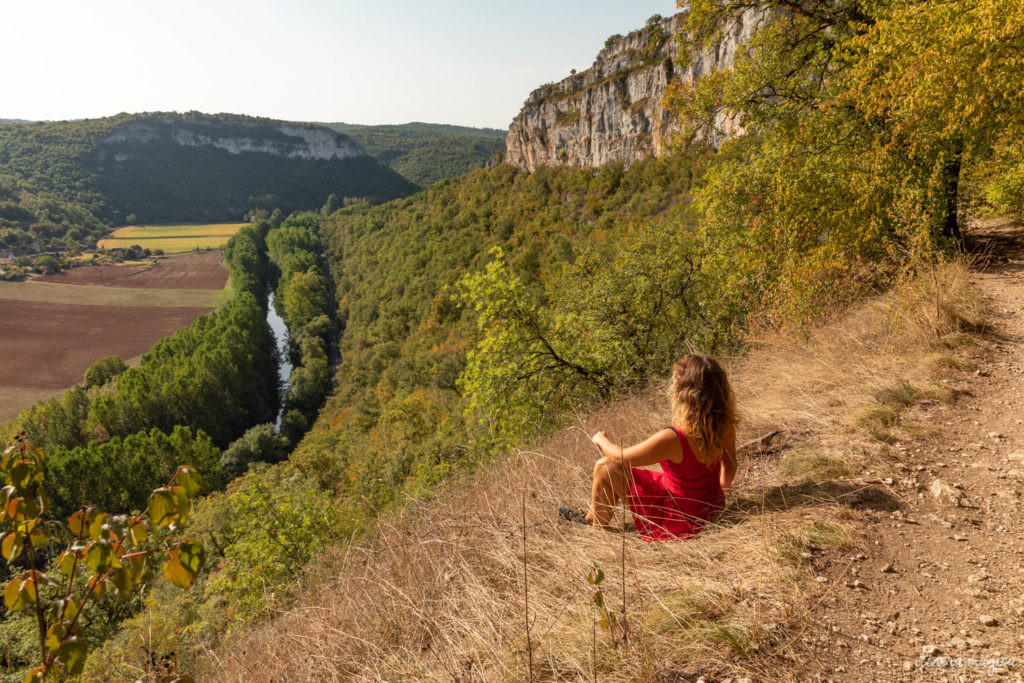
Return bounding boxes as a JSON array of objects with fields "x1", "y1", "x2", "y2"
[{"x1": 662, "y1": 425, "x2": 684, "y2": 442}]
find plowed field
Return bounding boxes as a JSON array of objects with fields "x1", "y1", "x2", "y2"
[
  {"x1": 0, "y1": 299, "x2": 211, "y2": 419},
  {"x1": 38, "y1": 251, "x2": 228, "y2": 290},
  {"x1": 0, "y1": 249, "x2": 229, "y2": 421}
]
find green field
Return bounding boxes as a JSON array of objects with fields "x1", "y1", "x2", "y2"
[{"x1": 97, "y1": 223, "x2": 245, "y2": 253}]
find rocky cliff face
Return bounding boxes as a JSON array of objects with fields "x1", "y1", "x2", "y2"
[
  {"x1": 99, "y1": 116, "x2": 366, "y2": 162},
  {"x1": 506, "y1": 10, "x2": 765, "y2": 172}
]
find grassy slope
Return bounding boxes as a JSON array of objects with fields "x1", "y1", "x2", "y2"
[
  {"x1": 205, "y1": 259, "x2": 983, "y2": 680},
  {"x1": 326, "y1": 121, "x2": 506, "y2": 188}
]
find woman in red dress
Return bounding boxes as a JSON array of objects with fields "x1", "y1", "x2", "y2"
[{"x1": 563, "y1": 354, "x2": 738, "y2": 540}]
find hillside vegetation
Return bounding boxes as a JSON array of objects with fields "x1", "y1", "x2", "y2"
[
  {"x1": 327, "y1": 121, "x2": 506, "y2": 188},
  {"x1": 205, "y1": 0, "x2": 1015, "y2": 675},
  {"x1": 209, "y1": 256, "x2": 985, "y2": 680},
  {"x1": 0, "y1": 112, "x2": 416, "y2": 254}
]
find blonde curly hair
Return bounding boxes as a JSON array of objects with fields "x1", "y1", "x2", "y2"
[{"x1": 669, "y1": 354, "x2": 736, "y2": 465}]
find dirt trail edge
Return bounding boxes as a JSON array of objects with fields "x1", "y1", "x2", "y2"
[{"x1": 793, "y1": 219, "x2": 1024, "y2": 681}]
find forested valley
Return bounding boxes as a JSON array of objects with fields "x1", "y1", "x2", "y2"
[
  {"x1": 3, "y1": 0, "x2": 1024, "y2": 679},
  {"x1": 326, "y1": 122, "x2": 507, "y2": 188}
]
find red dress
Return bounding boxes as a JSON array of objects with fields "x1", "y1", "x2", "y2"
[{"x1": 625, "y1": 426, "x2": 724, "y2": 540}]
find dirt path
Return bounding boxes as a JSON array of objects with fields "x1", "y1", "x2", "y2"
[{"x1": 793, "y1": 219, "x2": 1024, "y2": 681}]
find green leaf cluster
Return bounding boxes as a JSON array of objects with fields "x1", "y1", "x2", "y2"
[
  {"x1": 457, "y1": 217, "x2": 726, "y2": 439},
  {"x1": 205, "y1": 474, "x2": 340, "y2": 625},
  {"x1": 1, "y1": 437, "x2": 204, "y2": 681},
  {"x1": 45, "y1": 426, "x2": 220, "y2": 521}
]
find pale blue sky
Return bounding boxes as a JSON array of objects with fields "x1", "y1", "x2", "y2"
[{"x1": 3, "y1": 0, "x2": 677, "y2": 129}]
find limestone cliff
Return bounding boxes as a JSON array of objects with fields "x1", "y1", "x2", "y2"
[
  {"x1": 505, "y1": 10, "x2": 765, "y2": 172},
  {"x1": 98, "y1": 116, "x2": 366, "y2": 163}
]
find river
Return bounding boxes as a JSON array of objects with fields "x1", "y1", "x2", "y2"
[{"x1": 266, "y1": 292, "x2": 292, "y2": 430}]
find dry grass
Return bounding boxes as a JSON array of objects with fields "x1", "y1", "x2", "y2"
[
  {"x1": 201, "y1": 260, "x2": 982, "y2": 681},
  {"x1": 732, "y1": 259, "x2": 980, "y2": 441},
  {"x1": 205, "y1": 405, "x2": 842, "y2": 682}
]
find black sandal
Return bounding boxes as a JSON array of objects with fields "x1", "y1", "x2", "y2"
[{"x1": 558, "y1": 506, "x2": 588, "y2": 525}]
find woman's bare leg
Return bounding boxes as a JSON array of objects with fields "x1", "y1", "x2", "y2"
[{"x1": 587, "y1": 458, "x2": 628, "y2": 526}]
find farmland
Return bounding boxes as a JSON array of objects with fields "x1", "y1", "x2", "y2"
[
  {"x1": 39, "y1": 250, "x2": 229, "y2": 290},
  {"x1": 0, "y1": 250, "x2": 231, "y2": 421},
  {"x1": 96, "y1": 222, "x2": 246, "y2": 253}
]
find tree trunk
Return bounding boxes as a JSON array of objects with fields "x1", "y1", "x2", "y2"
[{"x1": 941, "y1": 141, "x2": 963, "y2": 243}]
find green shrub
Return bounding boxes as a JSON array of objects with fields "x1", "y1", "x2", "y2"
[
  {"x1": 221, "y1": 423, "x2": 290, "y2": 479},
  {"x1": 206, "y1": 473, "x2": 341, "y2": 626},
  {"x1": 83, "y1": 354, "x2": 127, "y2": 389}
]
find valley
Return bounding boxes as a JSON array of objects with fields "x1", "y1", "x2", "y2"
[{"x1": 2, "y1": 1, "x2": 1023, "y2": 681}]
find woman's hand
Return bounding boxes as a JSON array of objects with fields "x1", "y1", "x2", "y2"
[{"x1": 591, "y1": 430, "x2": 609, "y2": 454}]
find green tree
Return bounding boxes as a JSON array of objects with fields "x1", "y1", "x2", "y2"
[
  {"x1": 280, "y1": 269, "x2": 328, "y2": 331},
  {"x1": 205, "y1": 475, "x2": 339, "y2": 625},
  {"x1": 220, "y1": 423, "x2": 289, "y2": 479},
  {"x1": 322, "y1": 193, "x2": 340, "y2": 215},
  {"x1": 83, "y1": 355, "x2": 127, "y2": 389},
  {"x1": 457, "y1": 219, "x2": 717, "y2": 440}
]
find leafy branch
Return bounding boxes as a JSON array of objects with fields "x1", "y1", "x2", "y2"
[{"x1": 1, "y1": 434, "x2": 205, "y2": 681}]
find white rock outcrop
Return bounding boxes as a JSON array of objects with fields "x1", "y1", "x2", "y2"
[
  {"x1": 100, "y1": 117, "x2": 366, "y2": 162},
  {"x1": 505, "y1": 10, "x2": 766, "y2": 172}
]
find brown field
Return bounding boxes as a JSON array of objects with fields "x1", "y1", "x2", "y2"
[
  {"x1": 0, "y1": 299, "x2": 211, "y2": 392},
  {"x1": 0, "y1": 386, "x2": 66, "y2": 424},
  {"x1": 0, "y1": 281, "x2": 221, "y2": 308},
  {"x1": 38, "y1": 251, "x2": 228, "y2": 290}
]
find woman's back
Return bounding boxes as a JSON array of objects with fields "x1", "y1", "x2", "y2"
[{"x1": 658, "y1": 426, "x2": 724, "y2": 508}]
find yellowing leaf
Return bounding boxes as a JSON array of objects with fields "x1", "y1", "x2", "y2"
[
  {"x1": 129, "y1": 521, "x2": 148, "y2": 546},
  {"x1": 85, "y1": 542, "x2": 111, "y2": 572},
  {"x1": 169, "y1": 486, "x2": 190, "y2": 525},
  {"x1": 1, "y1": 532, "x2": 23, "y2": 562},
  {"x1": 45, "y1": 623, "x2": 67, "y2": 651},
  {"x1": 20, "y1": 574, "x2": 37, "y2": 604},
  {"x1": 87, "y1": 512, "x2": 108, "y2": 541},
  {"x1": 4, "y1": 578, "x2": 25, "y2": 611},
  {"x1": 56, "y1": 637, "x2": 88, "y2": 676},
  {"x1": 161, "y1": 541, "x2": 205, "y2": 590},
  {"x1": 148, "y1": 489, "x2": 177, "y2": 528},
  {"x1": 68, "y1": 510, "x2": 89, "y2": 538},
  {"x1": 28, "y1": 526, "x2": 49, "y2": 550},
  {"x1": 57, "y1": 550, "x2": 77, "y2": 577}
]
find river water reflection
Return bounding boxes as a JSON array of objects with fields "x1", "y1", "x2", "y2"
[{"x1": 266, "y1": 292, "x2": 292, "y2": 430}]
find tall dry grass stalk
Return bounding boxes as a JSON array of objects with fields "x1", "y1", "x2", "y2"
[{"x1": 203, "y1": 261, "x2": 980, "y2": 681}]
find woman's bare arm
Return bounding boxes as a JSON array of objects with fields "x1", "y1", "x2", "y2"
[
  {"x1": 720, "y1": 425, "x2": 738, "y2": 490},
  {"x1": 591, "y1": 429, "x2": 679, "y2": 469}
]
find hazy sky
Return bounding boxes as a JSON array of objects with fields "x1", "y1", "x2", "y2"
[{"x1": 3, "y1": 0, "x2": 677, "y2": 129}]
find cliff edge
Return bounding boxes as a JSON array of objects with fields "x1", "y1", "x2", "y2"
[{"x1": 505, "y1": 10, "x2": 764, "y2": 172}]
